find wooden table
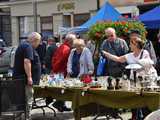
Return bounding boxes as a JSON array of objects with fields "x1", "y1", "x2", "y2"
[{"x1": 33, "y1": 86, "x2": 160, "y2": 120}]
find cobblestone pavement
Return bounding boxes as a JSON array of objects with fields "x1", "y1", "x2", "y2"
[
  {"x1": 0, "y1": 107, "x2": 131, "y2": 120},
  {"x1": 31, "y1": 109, "x2": 131, "y2": 120},
  {"x1": 0, "y1": 102, "x2": 131, "y2": 120},
  {"x1": 31, "y1": 102, "x2": 132, "y2": 120}
]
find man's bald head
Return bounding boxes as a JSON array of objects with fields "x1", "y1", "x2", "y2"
[
  {"x1": 65, "y1": 33, "x2": 76, "y2": 46},
  {"x1": 105, "y1": 27, "x2": 116, "y2": 34}
]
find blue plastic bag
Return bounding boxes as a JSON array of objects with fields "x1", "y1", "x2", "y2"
[{"x1": 96, "y1": 56, "x2": 107, "y2": 76}]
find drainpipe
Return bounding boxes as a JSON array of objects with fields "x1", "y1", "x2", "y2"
[{"x1": 32, "y1": 0, "x2": 37, "y2": 32}]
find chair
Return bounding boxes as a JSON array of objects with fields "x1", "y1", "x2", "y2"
[
  {"x1": 144, "y1": 109, "x2": 160, "y2": 120},
  {"x1": 0, "y1": 77, "x2": 26, "y2": 120},
  {"x1": 32, "y1": 97, "x2": 56, "y2": 117}
]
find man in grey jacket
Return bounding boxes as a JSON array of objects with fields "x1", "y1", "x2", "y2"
[{"x1": 100, "y1": 27, "x2": 129, "y2": 88}]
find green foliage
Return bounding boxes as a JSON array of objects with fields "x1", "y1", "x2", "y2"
[{"x1": 87, "y1": 21, "x2": 147, "y2": 46}]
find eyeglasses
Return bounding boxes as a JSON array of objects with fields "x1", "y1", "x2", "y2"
[{"x1": 106, "y1": 34, "x2": 114, "y2": 38}]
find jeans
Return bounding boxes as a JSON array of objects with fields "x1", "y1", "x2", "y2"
[{"x1": 25, "y1": 86, "x2": 34, "y2": 120}]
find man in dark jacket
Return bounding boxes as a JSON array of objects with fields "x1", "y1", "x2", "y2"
[
  {"x1": 13, "y1": 32, "x2": 41, "y2": 120},
  {"x1": 101, "y1": 28, "x2": 129, "y2": 76},
  {"x1": 44, "y1": 36, "x2": 57, "y2": 74},
  {"x1": 36, "y1": 40, "x2": 47, "y2": 74}
]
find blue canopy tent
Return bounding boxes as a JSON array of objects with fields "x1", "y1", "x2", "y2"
[
  {"x1": 80, "y1": 2, "x2": 123, "y2": 29},
  {"x1": 65, "y1": 2, "x2": 122, "y2": 33},
  {"x1": 68, "y1": 26, "x2": 88, "y2": 33},
  {"x1": 139, "y1": 6, "x2": 160, "y2": 29}
]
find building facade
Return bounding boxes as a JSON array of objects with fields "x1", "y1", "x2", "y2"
[
  {"x1": 0, "y1": 0, "x2": 11, "y2": 46},
  {"x1": 10, "y1": 0, "x2": 98, "y2": 45},
  {"x1": 0, "y1": 0, "x2": 159, "y2": 46}
]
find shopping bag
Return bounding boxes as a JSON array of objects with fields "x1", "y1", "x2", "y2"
[{"x1": 96, "y1": 56, "x2": 107, "y2": 76}]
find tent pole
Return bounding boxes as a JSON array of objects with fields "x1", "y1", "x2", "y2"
[{"x1": 97, "y1": 0, "x2": 100, "y2": 10}]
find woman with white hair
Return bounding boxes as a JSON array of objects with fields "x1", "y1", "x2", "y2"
[{"x1": 67, "y1": 39, "x2": 94, "y2": 78}]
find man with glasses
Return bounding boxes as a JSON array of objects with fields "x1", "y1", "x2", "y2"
[{"x1": 100, "y1": 27, "x2": 129, "y2": 89}]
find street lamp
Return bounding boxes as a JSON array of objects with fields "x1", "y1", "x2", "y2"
[{"x1": 32, "y1": 0, "x2": 37, "y2": 32}]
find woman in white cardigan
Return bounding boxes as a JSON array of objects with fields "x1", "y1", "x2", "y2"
[{"x1": 67, "y1": 39, "x2": 94, "y2": 78}]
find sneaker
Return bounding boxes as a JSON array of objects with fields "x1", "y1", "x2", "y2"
[{"x1": 62, "y1": 106, "x2": 71, "y2": 111}]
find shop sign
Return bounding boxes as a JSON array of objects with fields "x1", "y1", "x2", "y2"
[
  {"x1": 107, "y1": 0, "x2": 143, "y2": 6},
  {"x1": 57, "y1": 2, "x2": 75, "y2": 11},
  {"x1": 144, "y1": 0, "x2": 158, "y2": 3}
]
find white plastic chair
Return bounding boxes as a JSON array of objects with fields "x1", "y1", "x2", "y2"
[{"x1": 144, "y1": 109, "x2": 160, "y2": 120}]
